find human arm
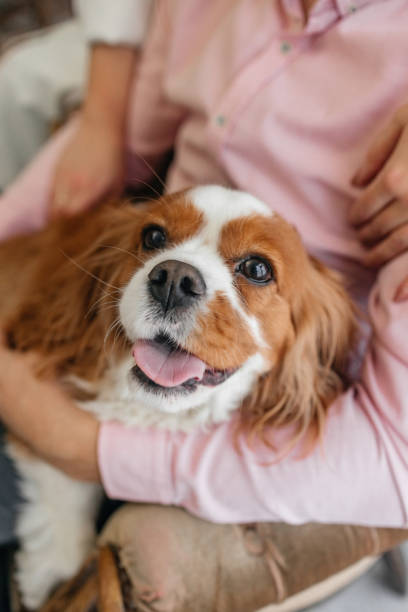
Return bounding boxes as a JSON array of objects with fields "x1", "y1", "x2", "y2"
[
  {"x1": 49, "y1": 0, "x2": 154, "y2": 218},
  {"x1": 0, "y1": 345, "x2": 100, "y2": 481},
  {"x1": 49, "y1": 43, "x2": 137, "y2": 218},
  {"x1": 0, "y1": 0, "x2": 182, "y2": 240}
]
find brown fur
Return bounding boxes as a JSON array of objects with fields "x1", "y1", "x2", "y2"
[
  {"x1": 2, "y1": 204, "x2": 139, "y2": 387},
  {"x1": 187, "y1": 292, "x2": 257, "y2": 369}
]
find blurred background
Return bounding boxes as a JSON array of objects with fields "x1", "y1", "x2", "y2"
[{"x1": 0, "y1": 0, "x2": 70, "y2": 49}]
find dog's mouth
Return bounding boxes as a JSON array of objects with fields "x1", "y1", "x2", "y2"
[{"x1": 131, "y1": 333, "x2": 237, "y2": 394}]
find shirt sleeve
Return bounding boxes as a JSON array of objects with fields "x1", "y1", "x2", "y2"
[
  {"x1": 73, "y1": 0, "x2": 152, "y2": 47},
  {"x1": 98, "y1": 253, "x2": 408, "y2": 527}
]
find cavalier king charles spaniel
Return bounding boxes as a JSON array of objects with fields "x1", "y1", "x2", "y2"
[{"x1": 0, "y1": 185, "x2": 356, "y2": 608}]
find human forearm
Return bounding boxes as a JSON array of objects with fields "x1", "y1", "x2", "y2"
[
  {"x1": 82, "y1": 44, "x2": 137, "y2": 134},
  {"x1": 0, "y1": 348, "x2": 100, "y2": 481},
  {"x1": 50, "y1": 44, "x2": 138, "y2": 218}
]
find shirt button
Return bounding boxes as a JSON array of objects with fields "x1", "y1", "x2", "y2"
[
  {"x1": 349, "y1": 4, "x2": 357, "y2": 12},
  {"x1": 280, "y1": 41, "x2": 292, "y2": 54},
  {"x1": 215, "y1": 114, "x2": 226, "y2": 126}
]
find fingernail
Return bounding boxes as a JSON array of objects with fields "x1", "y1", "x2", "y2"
[{"x1": 394, "y1": 279, "x2": 408, "y2": 302}]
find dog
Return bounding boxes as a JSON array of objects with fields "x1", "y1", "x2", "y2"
[{"x1": 0, "y1": 185, "x2": 356, "y2": 608}]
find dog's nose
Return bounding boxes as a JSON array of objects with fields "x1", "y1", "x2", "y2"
[{"x1": 148, "y1": 260, "x2": 206, "y2": 311}]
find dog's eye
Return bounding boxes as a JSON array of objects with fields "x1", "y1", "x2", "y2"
[
  {"x1": 237, "y1": 257, "x2": 274, "y2": 285},
  {"x1": 142, "y1": 225, "x2": 167, "y2": 250}
]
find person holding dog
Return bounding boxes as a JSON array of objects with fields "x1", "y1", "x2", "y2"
[{"x1": 0, "y1": 1, "x2": 407, "y2": 607}]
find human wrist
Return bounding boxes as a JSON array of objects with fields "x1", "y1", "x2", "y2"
[
  {"x1": 81, "y1": 43, "x2": 136, "y2": 134},
  {"x1": 78, "y1": 110, "x2": 124, "y2": 144},
  {"x1": 81, "y1": 97, "x2": 126, "y2": 136},
  {"x1": 51, "y1": 414, "x2": 101, "y2": 482}
]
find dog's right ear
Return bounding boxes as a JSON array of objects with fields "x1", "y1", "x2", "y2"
[{"x1": 6, "y1": 202, "x2": 147, "y2": 381}]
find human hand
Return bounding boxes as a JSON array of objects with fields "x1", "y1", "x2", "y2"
[
  {"x1": 349, "y1": 105, "x2": 408, "y2": 267},
  {"x1": 0, "y1": 331, "x2": 100, "y2": 481},
  {"x1": 49, "y1": 114, "x2": 125, "y2": 220}
]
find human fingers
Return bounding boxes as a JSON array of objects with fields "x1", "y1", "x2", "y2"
[
  {"x1": 50, "y1": 168, "x2": 104, "y2": 219},
  {"x1": 350, "y1": 128, "x2": 408, "y2": 227},
  {"x1": 357, "y1": 199, "x2": 408, "y2": 245},
  {"x1": 49, "y1": 159, "x2": 78, "y2": 219},
  {"x1": 362, "y1": 224, "x2": 408, "y2": 267},
  {"x1": 349, "y1": 176, "x2": 393, "y2": 227},
  {"x1": 52, "y1": 185, "x2": 95, "y2": 218},
  {"x1": 352, "y1": 106, "x2": 408, "y2": 187}
]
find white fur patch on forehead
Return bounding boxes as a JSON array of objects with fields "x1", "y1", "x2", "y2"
[{"x1": 188, "y1": 186, "x2": 273, "y2": 232}]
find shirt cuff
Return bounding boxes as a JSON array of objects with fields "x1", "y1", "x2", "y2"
[
  {"x1": 98, "y1": 421, "x2": 175, "y2": 504},
  {"x1": 73, "y1": 0, "x2": 152, "y2": 47}
]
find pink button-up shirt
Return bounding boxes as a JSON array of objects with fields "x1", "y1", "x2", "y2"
[{"x1": 2, "y1": 0, "x2": 408, "y2": 526}]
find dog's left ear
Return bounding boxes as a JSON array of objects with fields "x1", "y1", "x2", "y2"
[{"x1": 242, "y1": 256, "x2": 357, "y2": 448}]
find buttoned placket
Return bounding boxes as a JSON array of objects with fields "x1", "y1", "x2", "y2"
[
  {"x1": 206, "y1": 32, "x2": 309, "y2": 158},
  {"x1": 206, "y1": 0, "x2": 348, "y2": 159}
]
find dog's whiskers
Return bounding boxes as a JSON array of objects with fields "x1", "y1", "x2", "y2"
[
  {"x1": 60, "y1": 250, "x2": 121, "y2": 291},
  {"x1": 126, "y1": 176, "x2": 163, "y2": 200},
  {"x1": 103, "y1": 317, "x2": 123, "y2": 349},
  {"x1": 99, "y1": 244, "x2": 146, "y2": 265},
  {"x1": 86, "y1": 290, "x2": 117, "y2": 319},
  {"x1": 137, "y1": 154, "x2": 166, "y2": 190}
]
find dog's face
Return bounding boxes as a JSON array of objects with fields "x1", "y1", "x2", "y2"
[
  {"x1": 6, "y1": 185, "x2": 356, "y2": 439},
  {"x1": 118, "y1": 186, "x2": 355, "y2": 420},
  {"x1": 120, "y1": 186, "x2": 283, "y2": 412}
]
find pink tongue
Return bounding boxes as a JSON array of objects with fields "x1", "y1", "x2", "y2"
[{"x1": 132, "y1": 339, "x2": 207, "y2": 388}]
